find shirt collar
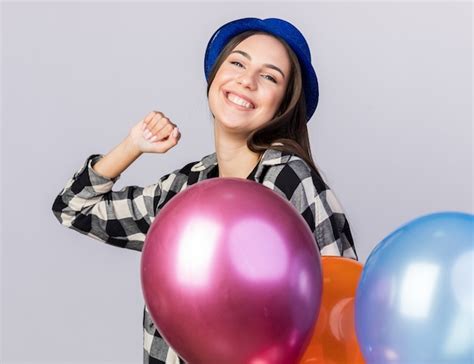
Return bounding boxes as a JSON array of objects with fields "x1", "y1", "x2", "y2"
[{"x1": 190, "y1": 143, "x2": 293, "y2": 180}]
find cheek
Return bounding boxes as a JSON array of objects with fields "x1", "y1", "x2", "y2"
[
  {"x1": 208, "y1": 85, "x2": 218, "y2": 113},
  {"x1": 209, "y1": 80, "x2": 218, "y2": 97},
  {"x1": 266, "y1": 89, "x2": 286, "y2": 110},
  {"x1": 209, "y1": 74, "x2": 224, "y2": 97},
  {"x1": 208, "y1": 79, "x2": 225, "y2": 115},
  {"x1": 208, "y1": 67, "x2": 237, "y2": 101},
  {"x1": 215, "y1": 69, "x2": 234, "y2": 84}
]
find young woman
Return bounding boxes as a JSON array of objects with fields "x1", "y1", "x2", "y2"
[{"x1": 52, "y1": 17, "x2": 358, "y2": 364}]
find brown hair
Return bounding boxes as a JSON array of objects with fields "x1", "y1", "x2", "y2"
[{"x1": 206, "y1": 30, "x2": 322, "y2": 180}]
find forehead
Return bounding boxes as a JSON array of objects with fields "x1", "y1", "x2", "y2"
[{"x1": 230, "y1": 34, "x2": 291, "y2": 70}]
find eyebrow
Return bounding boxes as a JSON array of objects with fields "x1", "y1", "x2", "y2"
[{"x1": 230, "y1": 50, "x2": 286, "y2": 80}]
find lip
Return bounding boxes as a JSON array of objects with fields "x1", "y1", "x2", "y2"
[{"x1": 223, "y1": 90, "x2": 256, "y2": 110}]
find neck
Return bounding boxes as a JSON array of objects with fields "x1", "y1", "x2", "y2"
[{"x1": 214, "y1": 122, "x2": 261, "y2": 179}]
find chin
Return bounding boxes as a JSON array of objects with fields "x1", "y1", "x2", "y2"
[
  {"x1": 213, "y1": 105, "x2": 252, "y2": 127},
  {"x1": 218, "y1": 117, "x2": 248, "y2": 131},
  {"x1": 214, "y1": 115, "x2": 253, "y2": 135}
]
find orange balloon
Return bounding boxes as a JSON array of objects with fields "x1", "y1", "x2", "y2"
[{"x1": 299, "y1": 257, "x2": 365, "y2": 364}]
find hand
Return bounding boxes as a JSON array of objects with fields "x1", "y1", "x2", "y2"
[{"x1": 129, "y1": 111, "x2": 181, "y2": 154}]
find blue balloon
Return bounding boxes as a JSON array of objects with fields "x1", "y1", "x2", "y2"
[{"x1": 355, "y1": 211, "x2": 474, "y2": 364}]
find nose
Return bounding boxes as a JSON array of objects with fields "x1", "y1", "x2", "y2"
[{"x1": 236, "y1": 69, "x2": 257, "y2": 90}]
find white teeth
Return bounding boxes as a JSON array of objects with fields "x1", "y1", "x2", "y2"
[{"x1": 227, "y1": 93, "x2": 254, "y2": 109}]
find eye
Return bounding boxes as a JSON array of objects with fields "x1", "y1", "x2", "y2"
[
  {"x1": 230, "y1": 61, "x2": 244, "y2": 68},
  {"x1": 263, "y1": 74, "x2": 277, "y2": 83}
]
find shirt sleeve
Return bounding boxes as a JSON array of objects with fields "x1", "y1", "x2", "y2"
[
  {"x1": 51, "y1": 154, "x2": 181, "y2": 252},
  {"x1": 261, "y1": 159, "x2": 359, "y2": 261}
]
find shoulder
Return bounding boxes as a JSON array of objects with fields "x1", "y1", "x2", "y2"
[
  {"x1": 167, "y1": 150, "x2": 217, "y2": 179},
  {"x1": 283, "y1": 156, "x2": 346, "y2": 215},
  {"x1": 156, "y1": 159, "x2": 202, "y2": 193},
  {"x1": 262, "y1": 152, "x2": 347, "y2": 224},
  {"x1": 153, "y1": 158, "x2": 203, "y2": 210},
  {"x1": 262, "y1": 152, "x2": 328, "y2": 199},
  {"x1": 159, "y1": 151, "x2": 217, "y2": 190}
]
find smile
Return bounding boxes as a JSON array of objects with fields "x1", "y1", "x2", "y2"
[{"x1": 224, "y1": 92, "x2": 255, "y2": 110}]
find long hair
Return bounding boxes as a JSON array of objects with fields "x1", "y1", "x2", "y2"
[{"x1": 206, "y1": 30, "x2": 322, "y2": 179}]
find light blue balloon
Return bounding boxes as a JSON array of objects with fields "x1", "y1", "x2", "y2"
[{"x1": 355, "y1": 211, "x2": 474, "y2": 364}]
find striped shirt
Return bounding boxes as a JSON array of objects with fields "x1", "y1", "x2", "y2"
[{"x1": 52, "y1": 145, "x2": 358, "y2": 363}]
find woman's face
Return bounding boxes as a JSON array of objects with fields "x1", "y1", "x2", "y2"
[{"x1": 208, "y1": 34, "x2": 291, "y2": 136}]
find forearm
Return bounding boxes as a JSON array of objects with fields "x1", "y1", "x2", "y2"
[{"x1": 92, "y1": 135, "x2": 142, "y2": 180}]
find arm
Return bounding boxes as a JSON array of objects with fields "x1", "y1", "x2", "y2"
[
  {"x1": 51, "y1": 151, "x2": 181, "y2": 252},
  {"x1": 91, "y1": 134, "x2": 142, "y2": 180},
  {"x1": 52, "y1": 111, "x2": 183, "y2": 251}
]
